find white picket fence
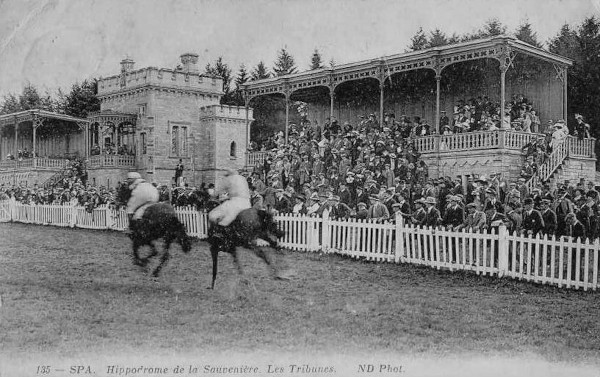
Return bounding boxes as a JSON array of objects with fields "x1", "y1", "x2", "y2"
[{"x1": 1, "y1": 202, "x2": 598, "y2": 291}]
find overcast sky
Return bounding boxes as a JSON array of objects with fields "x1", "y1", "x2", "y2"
[{"x1": 0, "y1": 0, "x2": 598, "y2": 98}]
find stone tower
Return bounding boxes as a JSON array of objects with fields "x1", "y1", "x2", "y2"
[{"x1": 96, "y1": 53, "x2": 253, "y2": 187}]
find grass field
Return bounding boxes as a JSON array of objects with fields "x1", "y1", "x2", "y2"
[{"x1": 1, "y1": 223, "x2": 599, "y2": 377}]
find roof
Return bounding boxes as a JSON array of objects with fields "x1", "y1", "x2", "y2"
[
  {"x1": 0, "y1": 109, "x2": 89, "y2": 128},
  {"x1": 243, "y1": 35, "x2": 573, "y2": 99}
]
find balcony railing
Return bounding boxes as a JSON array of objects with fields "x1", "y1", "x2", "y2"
[
  {"x1": 0, "y1": 155, "x2": 137, "y2": 172},
  {"x1": 87, "y1": 155, "x2": 136, "y2": 168},
  {"x1": 414, "y1": 130, "x2": 595, "y2": 158},
  {"x1": 246, "y1": 151, "x2": 268, "y2": 167}
]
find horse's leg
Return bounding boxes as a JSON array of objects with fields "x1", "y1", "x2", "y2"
[
  {"x1": 231, "y1": 246, "x2": 244, "y2": 275},
  {"x1": 132, "y1": 239, "x2": 147, "y2": 267},
  {"x1": 251, "y1": 244, "x2": 290, "y2": 281},
  {"x1": 209, "y1": 244, "x2": 219, "y2": 289},
  {"x1": 152, "y1": 245, "x2": 170, "y2": 277}
]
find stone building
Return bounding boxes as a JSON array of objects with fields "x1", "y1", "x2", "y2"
[{"x1": 95, "y1": 53, "x2": 253, "y2": 188}]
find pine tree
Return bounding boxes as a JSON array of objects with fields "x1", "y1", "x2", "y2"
[
  {"x1": 549, "y1": 24, "x2": 580, "y2": 61},
  {"x1": 206, "y1": 57, "x2": 234, "y2": 104},
  {"x1": 428, "y1": 29, "x2": 448, "y2": 48},
  {"x1": 273, "y1": 48, "x2": 298, "y2": 77},
  {"x1": 515, "y1": 20, "x2": 542, "y2": 47},
  {"x1": 408, "y1": 27, "x2": 428, "y2": 51},
  {"x1": 251, "y1": 61, "x2": 270, "y2": 81},
  {"x1": 480, "y1": 18, "x2": 507, "y2": 37},
  {"x1": 310, "y1": 49, "x2": 323, "y2": 70},
  {"x1": 63, "y1": 80, "x2": 100, "y2": 118},
  {"x1": 232, "y1": 65, "x2": 250, "y2": 105},
  {"x1": 0, "y1": 93, "x2": 20, "y2": 115}
]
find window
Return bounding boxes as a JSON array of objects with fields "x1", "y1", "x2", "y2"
[
  {"x1": 230, "y1": 141, "x2": 237, "y2": 158},
  {"x1": 170, "y1": 122, "x2": 189, "y2": 157},
  {"x1": 141, "y1": 132, "x2": 147, "y2": 155}
]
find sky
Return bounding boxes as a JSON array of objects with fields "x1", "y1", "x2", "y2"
[{"x1": 0, "y1": 0, "x2": 598, "y2": 98}]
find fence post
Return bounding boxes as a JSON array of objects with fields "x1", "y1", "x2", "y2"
[
  {"x1": 498, "y1": 224, "x2": 509, "y2": 277},
  {"x1": 105, "y1": 206, "x2": 113, "y2": 230},
  {"x1": 395, "y1": 214, "x2": 404, "y2": 263},
  {"x1": 69, "y1": 204, "x2": 77, "y2": 228},
  {"x1": 321, "y1": 214, "x2": 331, "y2": 252}
]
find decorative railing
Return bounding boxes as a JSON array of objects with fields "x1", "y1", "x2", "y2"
[
  {"x1": 418, "y1": 130, "x2": 541, "y2": 154},
  {"x1": 246, "y1": 151, "x2": 268, "y2": 167},
  {"x1": 88, "y1": 155, "x2": 136, "y2": 168},
  {"x1": 526, "y1": 139, "x2": 570, "y2": 192},
  {"x1": 568, "y1": 136, "x2": 596, "y2": 158}
]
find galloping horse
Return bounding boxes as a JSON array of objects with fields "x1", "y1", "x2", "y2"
[
  {"x1": 206, "y1": 208, "x2": 287, "y2": 289},
  {"x1": 129, "y1": 202, "x2": 192, "y2": 277}
]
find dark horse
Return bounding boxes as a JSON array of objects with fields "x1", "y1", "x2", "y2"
[
  {"x1": 130, "y1": 202, "x2": 192, "y2": 277},
  {"x1": 206, "y1": 208, "x2": 286, "y2": 289}
]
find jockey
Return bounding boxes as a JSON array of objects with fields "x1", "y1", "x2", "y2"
[
  {"x1": 208, "y1": 168, "x2": 251, "y2": 226},
  {"x1": 126, "y1": 172, "x2": 159, "y2": 231}
]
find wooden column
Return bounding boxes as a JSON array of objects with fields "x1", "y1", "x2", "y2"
[
  {"x1": 329, "y1": 87, "x2": 335, "y2": 120},
  {"x1": 500, "y1": 69, "x2": 506, "y2": 118},
  {"x1": 379, "y1": 79, "x2": 385, "y2": 128},
  {"x1": 563, "y1": 67, "x2": 568, "y2": 121},
  {"x1": 32, "y1": 119, "x2": 37, "y2": 169},
  {"x1": 435, "y1": 73, "x2": 441, "y2": 134},
  {"x1": 285, "y1": 94, "x2": 290, "y2": 144},
  {"x1": 13, "y1": 116, "x2": 18, "y2": 157}
]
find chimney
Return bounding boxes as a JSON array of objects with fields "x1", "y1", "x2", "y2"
[
  {"x1": 180, "y1": 53, "x2": 199, "y2": 74},
  {"x1": 120, "y1": 58, "x2": 135, "y2": 73}
]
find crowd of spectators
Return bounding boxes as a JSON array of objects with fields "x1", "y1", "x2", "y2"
[
  {"x1": 245, "y1": 106, "x2": 598, "y2": 241},
  {"x1": 0, "y1": 158, "x2": 119, "y2": 212}
]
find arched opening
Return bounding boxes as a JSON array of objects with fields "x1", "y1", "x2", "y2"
[{"x1": 230, "y1": 141, "x2": 237, "y2": 158}]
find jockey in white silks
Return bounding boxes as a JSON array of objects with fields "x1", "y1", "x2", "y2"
[
  {"x1": 208, "y1": 169, "x2": 251, "y2": 226},
  {"x1": 126, "y1": 172, "x2": 159, "y2": 229}
]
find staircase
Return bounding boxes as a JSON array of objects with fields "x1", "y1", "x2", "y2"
[
  {"x1": 43, "y1": 167, "x2": 72, "y2": 189},
  {"x1": 525, "y1": 140, "x2": 570, "y2": 192}
]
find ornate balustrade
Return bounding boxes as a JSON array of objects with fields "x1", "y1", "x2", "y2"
[
  {"x1": 414, "y1": 130, "x2": 596, "y2": 157},
  {"x1": 87, "y1": 155, "x2": 136, "y2": 168},
  {"x1": 418, "y1": 130, "x2": 542, "y2": 154},
  {"x1": 567, "y1": 136, "x2": 596, "y2": 158}
]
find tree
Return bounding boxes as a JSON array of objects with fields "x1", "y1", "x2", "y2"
[
  {"x1": 251, "y1": 61, "x2": 270, "y2": 81},
  {"x1": 427, "y1": 29, "x2": 448, "y2": 48},
  {"x1": 479, "y1": 18, "x2": 507, "y2": 37},
  {"x1": 310, "y1": 49, "x2": 323, "y2": 70},
  {"x1": 515, "y1": 20, "x2": 542, "y2": 47},
  {"x1": 19, "y1": 84, "x2": 43, "y2": 110},
  {"x1": 62, "y1": 80, "x2": 101, "y2": 118},
  {"x1": 205, "y1": 56, "x2": 234, "y2": 104},
  {"x1": 548, "y1": 24, "x2": 580, "y2": 61},
  {"x1": 273, "y1": 48, "x2": 297, "y2": 77},
  {"x1": 0, "y1": 93, "x2": 20, "y2": 115},
  {"x1": 231, "y1": 64, "x2": 250, "y2": 106},
  {"x1": 408, "y1": 27, "x2": 428, "y2": 51}
]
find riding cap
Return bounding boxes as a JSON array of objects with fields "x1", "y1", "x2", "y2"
[{"x1": 127, "y1": 172, "x2": 142, "y2": 180}]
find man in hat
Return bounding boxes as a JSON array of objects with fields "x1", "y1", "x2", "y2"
[
  {"x1": 368, "y1": 194, "x2": 389, "y2": 221},
  {"x1": 484, "y1": 188, "x2": 505, "y2": 214},
  {"x1": 273, "y1": 188, "x2": 291, "y2": 214},
  {"x1": 125, "y1": 172, "x2": 160, "y2": 232},
  {"x1": 292, "y1": 194, "x2": 307, "y2": 215},
  {"x1": 443, "y1": 195, "x2": 464, "y2": 230},
  {"x1": 554, "y1": 188, "x2": 574, "y2": 237},
  {"x1": 250, "y1": 185, "x2": 265, "y2": 210},
  {"x1": 423, "y1": 196, "x2": 441, "y2": 227},
  {"x1": 208, "y1": 169, "x2": 252, "y2": 226},
  {"x1": 522, "y1": 197, "x2": 544, "y2": 237},
  {"x1": 306, "y1": 192, "x2": 321, "y2": 215},
  {"x1": 457, "y1": 203, "x2": 487, "y2": 232},
  {"x1": 540, "y1": 198, "x2": 557, "y2": 237}
]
